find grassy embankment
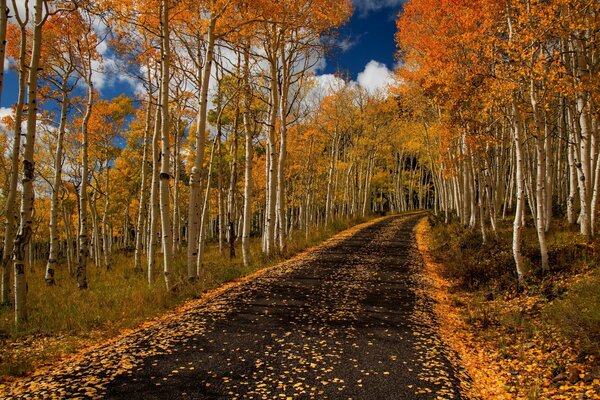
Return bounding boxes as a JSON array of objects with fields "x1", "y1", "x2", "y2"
[
  {"x1": 0, "y1": 216, "x2": 370, "y2": 379},
  {"x1": 417, "y1": 214, "x2": 600, "y2": 399}
]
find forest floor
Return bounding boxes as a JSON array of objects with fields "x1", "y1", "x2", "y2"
[
  {"x1": 0, "y1": 216, "x2": 368, "y2": 380},
  {"x1": 417, "y1": 217, "x2": 600, "y2": 399},
  {"x1": 0, "y1": 213, "x2": 466, "y2": 399}
]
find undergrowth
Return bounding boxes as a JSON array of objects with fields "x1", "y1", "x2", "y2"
[{"x1": 427, "y1": 213, "x2": 600, "y2": 398}]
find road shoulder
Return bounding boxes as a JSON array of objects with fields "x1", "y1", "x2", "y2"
[{"x1": 415, "y1": 217, "x2": 510, "y2": 399}]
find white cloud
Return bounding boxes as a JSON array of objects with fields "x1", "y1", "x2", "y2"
[
  {"x1": 309, "y1": 55, "x2": 327, "y2": 74},
  {"x1": 315, "y1": 74, "x2": 346, "y2": 96},
  {"x1": 96, "y1": 40, "x2": 109, "y2": 56},
  {"x1": 337, "y1": 36, "x2": 360, "y2": 52},
  {"x1": 305, "y1": 59, "x2": 395, "y2": 110},
  {"x1": 305, "y1": 74, "x2": 346, "y2": 110},
  {"x1": 352, "y1": 0, "x2": 405, "y2": 15},
  {"x1": 357, "y1": 60, "x2": 395, "y2": 94},
  {"x1": 88, "y1": 54, "x2": 145, "y2": 96}
]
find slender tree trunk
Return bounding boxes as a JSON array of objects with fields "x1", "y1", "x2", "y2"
[
  {"x1": 531, "y1": 81, "x2": 549, "y2": 270},
  {"x1": 512, "y1": 102, "x2": 526, "y2": 285},
  {"x1": 159, "y1": 0, "x2": 173, "y2": 290},
  {"x1": 172, "y1": 119, "x2": 180, "y2": 255},
  {"x1": 62, "y1": 202, "x2": 74, "y2": 276},
  {"x1": 567, "y1": 126, "x2": 578, "y2": 225},
  {"x1": 102, "y1": 164, "x2": 111, "y2": 270},
  {"x1": 572, "y1": 38, "x2": 592, "y2": 239},
  {"x1": 1, "y1": 20, "x2": 27, "y2": 305},
  {"x1": 276, "y1": 43, "x2": 290, "y2": 252},
  {"x1": 228, "y1": 108, "x2": 239, "y2": 258},
  {"x1": 187, "y1": 16, "x2": 216, "y2": 281},
  {"x1": 197, "y1": 139, "x2": 217, "y2": 277},
  {"x1": 264, "y1": 42, "x2": 279, "y2": 256},
  {"x1": 325, "y1": 132, "x2": 337, "y2": 224},
  {"x1": 217, "y1": 129, "x2": 224, "y2": 254},
  {"x1": 90, "y1": 190, "x2": 100, "y2": 268},
  {"x1": 45, "y1": 75, "x2": 70, "y2": 285},
  {"x1": 241, "y1": 45, "x2": 253, "y2": 267},
  {"x1": 134, "y1": 97, "x2": 153, "y2": 273},
  {"x1": 148, "y1": 105, "x2": 161, "y2": 284},
  {"x1": 13, "y1": 0, "x2": 44, "y2": 324}
]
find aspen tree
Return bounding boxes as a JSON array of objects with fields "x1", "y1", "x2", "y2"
[
  {"x1": 148, "y1": 102, "x2": 161, "y2": 283},
  {"x1": 187, "y1": 14, "x2": 216, "y2": 281},
  {"x1": 134, "y1": 76, "x2": 154, "y2": 273},
  {"x1": 1, "y1": 2, "x2": 29, "y2": 305},
  {"x1": 45, "y1": 68, "x2": 74, "y2": 285},
  {"x1": 13, "y1": 0, "x2": 46, "y2": 323},
  {"x1": 241, "y1": 43, "x2": 253, "y2": 267},
  {"x1": 159, "y1": 0, "x2": 173, "y2": 290}
]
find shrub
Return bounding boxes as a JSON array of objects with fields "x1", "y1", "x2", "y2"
[
  {"x1": 430, "y1": 223, "x2": 517, "y2": 291},
  {"x1": 544, "y1": 270, "x2": 600, "y2": 356}
]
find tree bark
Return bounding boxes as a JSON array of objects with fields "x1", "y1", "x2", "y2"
[
  {"x1": 102, "y1": 163, "x2": 111, "y2": 270},
  {"x1": 1, "y1": 16, "x2": 27, "y2": 305},
  {"x1": 241, "y1": 44, "x2": 253, "y2": 267},
  {"x1": 45, "y1": 74, "x2": 71, "y2": 285},
  {"x1": 134, "y1": 96, "x2": 153, "y2": 273},
  {"x1": 159, "y1": 0, "x2": 173, "y2": 290},
  {"x1": 187, "y1": 15, "x2": 216, "y2": 281},
  {"x1": 512, "y1": 102, "x2": 526, "y2": 285},
  {"x1": 13, "y1": 0, "x2": 44, "y2": 323},
  {"x1": 148, "y1": 103, "x2": 161, "y2": 284}
]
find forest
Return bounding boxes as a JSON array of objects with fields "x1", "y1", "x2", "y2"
[
  {"x1": 0, "y1": 0, "x2": 598, "y2": 398},
  {"x1": 0, "y1": 0, "x2": 419, "y2": 323}
]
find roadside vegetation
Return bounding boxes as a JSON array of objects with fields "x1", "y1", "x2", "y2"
[{"x1": 421, "y1": 215, "x2": 600, "y2": 399}]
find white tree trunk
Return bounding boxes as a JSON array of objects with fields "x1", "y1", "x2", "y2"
[
  {"x1": 13, "y1": 0, "x2": 44, "y2": 324},
  {"x1": 264, "y1": 43, "x2": 279, "y2": 256},
  {"x1": 241, "y1": 45, "x2": 253, "y2": 267},
  {"x1": 102, "y1": 164, "x2": 111, "y2": 270},
  {"x1": 512, "y1": 102, "x2": 526, "y2": 285},
  {"x1": 1, "y1": 19, "x2": 27, "y2": 305},
  {"x1": 531, "y1": 81, "x2": 549, "y2": 270},
  {"x1": 187, "y1": 16, "x2": 215, "y2": 281},
  {"x1": 134, "y1": 96, "x2": 153, "y2": 272},
  {"x1": 159, "y1": 0, "x2": 173, "y2": 290},
  {"x1": 45, "y1": 76, "x2": 70, "y2": 285},
  {"x1": 148, "y1": 105, "x2": 161, "y2": 284},
  {"x1": 197, "y1": 139, "x2": 217, "y2": 277},
  {"x1": 228, "y1": 109, "x2": 239, "y2": 258}
]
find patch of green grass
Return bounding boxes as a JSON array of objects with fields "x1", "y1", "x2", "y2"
[{"x1": 543, "y1": 270, "x2": 600, "y2": 356}]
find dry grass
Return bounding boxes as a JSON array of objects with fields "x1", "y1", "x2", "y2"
[{"x1": 0, "y1": 216, "x2": 368, "y2": 379}]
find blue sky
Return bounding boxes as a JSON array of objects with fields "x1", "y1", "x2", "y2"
[
  {"x1": 324, "y1": 1, "x2": 403, "y2": 79},
  {"x1": 0, "y1": 0, "x2": 404, "y2": 111}
]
